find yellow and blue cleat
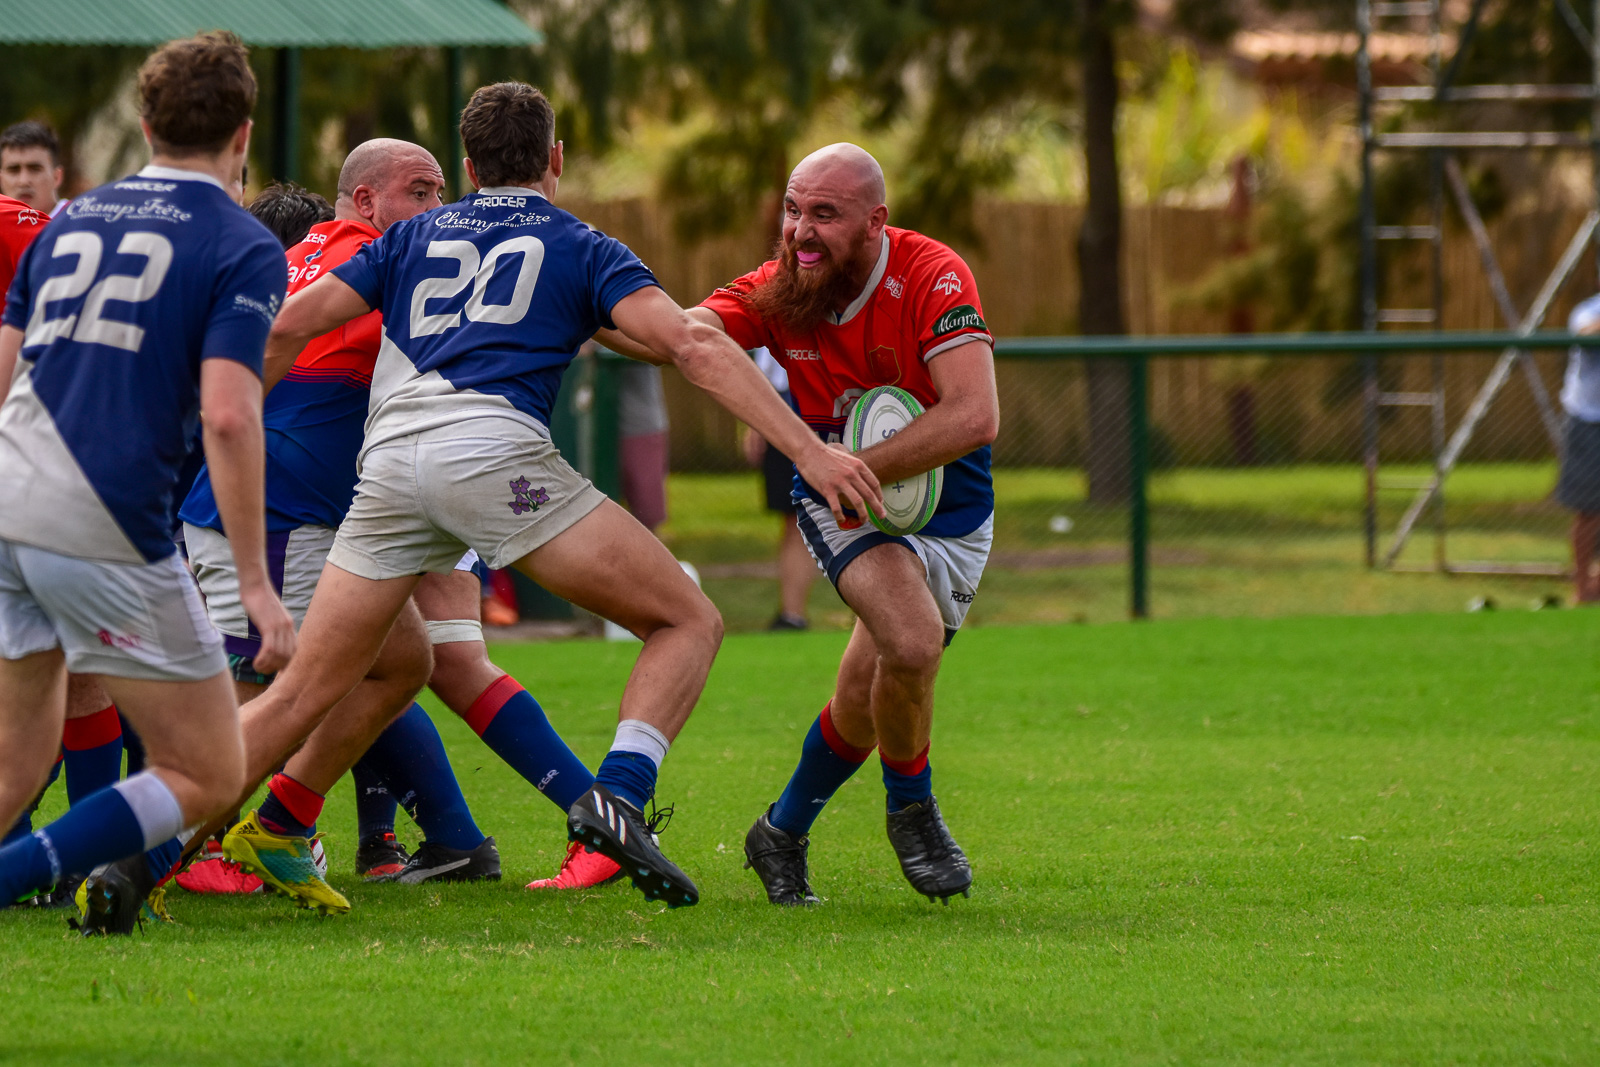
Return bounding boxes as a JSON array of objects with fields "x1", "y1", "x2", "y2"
[{"x1": 221, "y1": 811, "x2": 350, "y2": 916}]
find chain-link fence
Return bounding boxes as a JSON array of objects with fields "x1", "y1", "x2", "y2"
[{"x1": 649, "y1": 333, "x2": 1578, "y2": 632}]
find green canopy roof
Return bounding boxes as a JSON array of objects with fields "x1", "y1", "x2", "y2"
[{"x1": 0, "y1": 0, "x2": 542, "y2": 48}]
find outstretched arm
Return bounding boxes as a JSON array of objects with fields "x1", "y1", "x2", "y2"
[
  {"x1": 608, "y1": 286, "x2": 882, "y2": 523},
  {"x1": 261, "y1": 274, "x2": 372, "y2": 393},
  {"x1": 855, "y1": 340, "x2": 998, "y2": 483}
]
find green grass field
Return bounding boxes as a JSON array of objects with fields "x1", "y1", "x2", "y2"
[
  {"x1": 5, "y1": 612, "x2": 1598, "y2": 1065},
  {"x1": 662, "y1": 465, "x2": 1570, "y2": 630}
]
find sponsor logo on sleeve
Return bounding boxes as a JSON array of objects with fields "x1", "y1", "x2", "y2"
[
  {"x1": 932, "y1": 270, "x2": 963, "y2": 295},
  {"x1": 931, "y1": 304, "x2": 987, "y2": 338},
  {"x1": 233, "y1": 292, "x2": 282, "y2": 325}
]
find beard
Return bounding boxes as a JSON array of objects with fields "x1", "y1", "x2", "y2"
[{"x1": 746, "y1": 233, "x2": 873, "y2": 335}]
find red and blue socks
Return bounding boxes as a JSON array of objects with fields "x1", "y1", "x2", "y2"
[
  {"x1": 62, "y1": 705, "x2": 123, "y2": 806},
  {"x1": 353, "y1": 703, "x2": 484, "y2": 850},
  {"x1": 881, "y1": 746, "x2": 933, "y2": 812},
  {"x1": 462, "y1": 675, "x2": 594, "y2": 811},
  {"x1": 770, "y1": 702, "x2": 871, "y2": 837},
  {"x1": 0, "y1": 772, "x2": 184, "y2": 903},
  {"x1": 595, "y1": 720, "x2": 671, "y2": 811},
  {"x1": 257, "y1": 773, "x2": 324, "y2": 838}
]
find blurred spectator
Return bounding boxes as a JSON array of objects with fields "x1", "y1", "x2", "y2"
[
  {"x1": 742, "y1": 347, "x2": 816, "y2": 631},
  {"x1": 618, "y1": 357, "x2": 670, "y2": 532},
  {"x1": 1559, "y1": 294, "x2": 1600, "y2": 603},
  {"x1": 0, "y1": 120, "x2": 67, "y2": 216}
]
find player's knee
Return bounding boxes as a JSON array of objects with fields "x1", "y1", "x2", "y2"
[{"x1": 878, "y1": 628, "x2": 943, "y2": 678}]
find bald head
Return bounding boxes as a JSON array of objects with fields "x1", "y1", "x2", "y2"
[
  {"x1": 334, "y1": 138, "x2": 446, "y2": 233},
  {"x1": 788, "y1": 142, "x2": 886, "y2": 210}
]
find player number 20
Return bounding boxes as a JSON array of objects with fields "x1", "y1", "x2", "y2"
[
  {"x1": 23, "y1": 230, "x2": 175, "y2": 353},
  {"x1": 409, "y1": 237, "x2": 545, "y2": 337}
]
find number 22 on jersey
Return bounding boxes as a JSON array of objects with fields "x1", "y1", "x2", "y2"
[{"x1": 23, "y1": 230, "x2": 175, "y2": 353}]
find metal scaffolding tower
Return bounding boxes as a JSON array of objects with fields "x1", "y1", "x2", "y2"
[{"x1": 1357, "y1": 0, "x2": 1600, "y2": 574}]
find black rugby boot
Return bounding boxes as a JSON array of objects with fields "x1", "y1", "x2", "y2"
[
  {"x1": 71, "y1": 855, "x2": 155, "y2": 936},
  {"x1": 378, "y1": 836, "x2": 501, "y2": 884},
  {"x1": 743, "y1": 807, "x2": 819, "y2": 906},
  {"x1": 566, "y1": 785, "x2": 698, "y2": 908},
  {"x1": 885, "y1": 796, "x2": 972, "y2": 904}
]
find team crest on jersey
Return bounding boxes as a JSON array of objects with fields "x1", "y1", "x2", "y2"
[
  {"x1": 16, "y1": 207, "x2": 45, "y2": 227},
  {"x1": 932, "y1": 271, "x2": 963, "y2": 295},
  {"x1": 868, "y1": 345, "x2": 901, "y2": 385},
  {"x1": 883, "y1": 275, "x2": 905, "y2": 299},
  {"x1": 508, "y1": 476, "x2": 550, "y2": 515}
]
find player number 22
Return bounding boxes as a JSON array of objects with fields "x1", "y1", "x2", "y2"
[
  {"x1": 23, "y1": 230, "x2": 175, "y2": 352},
  {"x1": 409, "y1": 237, "x2": 545, "y2": 337}
]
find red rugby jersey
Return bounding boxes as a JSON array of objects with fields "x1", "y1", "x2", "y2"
[
  {"x1": 0, "y1": 195, "x2": 48, "y2": 300},
  {"x1": 701, "y1": 226, "x2": 995, "y2": 536},
  {"x1": 285, "y1": 218, "x2": 383, "y2": 381}
]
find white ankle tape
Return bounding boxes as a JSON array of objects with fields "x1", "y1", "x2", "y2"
[
  {"x1": 112, "y1": 772, "x2": 185, "y2": 850},
  {"x1": 611, "y1": 719, "x2": 670, "y2": 766},
  {"x1": 426, "y1": 619, "x2": 483, "y2": 645}
]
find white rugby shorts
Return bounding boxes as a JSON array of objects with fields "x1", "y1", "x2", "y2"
[
  {"x1": 328, "y1": 416, "x2": 607, "y2": 581},
  {"x1": 794, "y1": 498, "x2": 993, "y2": 641},
  {"x1": 0, "y1": 537, "x2": 225, "y2": 681},
  {"x1": 185, "y1": 522, "x2": 481, "y2": 661}
]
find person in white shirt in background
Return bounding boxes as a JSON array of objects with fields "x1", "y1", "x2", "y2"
[
  {"x1": 741, "y1": 347, "x2": 819, "y2": 631},
  {"x1": 1558, "y1": 294, "x2": 1600, "y2": 603}
]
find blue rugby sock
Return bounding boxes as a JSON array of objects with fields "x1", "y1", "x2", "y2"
[
  {"x1": 0, "y1": 773, "x2": 183, "y2": 902},
  {"x1": 355, "y1": 703, "x2": 483, "y2": 850},
  {"x1": 881, "y1": 746, "x2": 932, "y2": 813},
  {"x1": 350, "y1": 759, "x2": 398, "y2": 841},
  {"x1": 594, "y1": 720, "x2": 671, "y2": 811},
  {"x1": 62, "y1": 705, "x2": 123, "y2": 806},
  {"x1": 770, "y1": 702, "x2": 871, "y2": 838},
  {"x1": 462, "y1": 676, "x2": 593, "y2": 811}
]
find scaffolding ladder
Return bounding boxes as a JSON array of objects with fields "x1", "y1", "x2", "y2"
[{"x1": 1357, "y1": 0, "x2": 1599, "y2": 574}]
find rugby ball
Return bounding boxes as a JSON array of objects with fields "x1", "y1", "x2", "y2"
[{"x1": 845, "y1": 386, "x2": 943, "y2": 535}]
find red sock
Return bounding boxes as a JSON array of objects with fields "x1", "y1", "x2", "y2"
[
  {"x1": 258, "y1": 773, "x2": 325, "y2": 836},
  {"x1": 462, "y1": 674, "x2": 523, "y2": 736},
  {"x1": 62, "y1": 704, "x2": 122, "y2": 751}
]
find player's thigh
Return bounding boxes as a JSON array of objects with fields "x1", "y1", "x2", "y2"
[
  {"x1": 367, "y1": 595, "x2": 432, "y2": 688},
  {"x1": 514, "y1": 498, "x2": 717, "y2": 637},
  {"x1": 273, "y1": 564, "x2": 422, "y2": 707},
  {"x1": 834, "y1": 542, "x2": 944, "y2": 670},
  {"x1": 0, "y1": 648, "x2": 68, "y2": 776},
  {"x1": 412, "y1": 563, "x2": 482, "y2": 624},
  {"x1": 95, "y1": 671, "x2": 243, "y2": 800},
  {"x1": 64, "y1": 673, "x2": 110, "y2": 718}
]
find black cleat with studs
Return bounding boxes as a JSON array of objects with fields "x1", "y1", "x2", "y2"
[
  {"x1": 885, "y1": 796, "x2": 972, "y2": 904},
  {"x1": 566, "y1": 785, "x2": 698, "y2": 908},
  {"x1": 69, "y1": 856, "x2": 154, "y2": 936},
  {"x1": 743, "y1": 807, "x2": 819, "y2": 906}
]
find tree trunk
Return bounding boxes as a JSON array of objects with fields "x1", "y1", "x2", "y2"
[{"x1": 1078, "y1": 0, "x2": 1129, "y2": 505}]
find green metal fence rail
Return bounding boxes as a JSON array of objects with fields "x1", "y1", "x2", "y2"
[{"x1": 990, "y1": 331, "x2": 1586, "y2": 619}]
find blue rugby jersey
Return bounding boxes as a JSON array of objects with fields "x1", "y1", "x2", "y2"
[
  {"x1": 0, "y1": 166, "x2": 285, "y2": 563},
  {"x1": 182, "y1": 219, "x2": 382, "y2": 534},
  {"x1": 331, "y1": 186, "x2": 658, "y2": 454}
]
